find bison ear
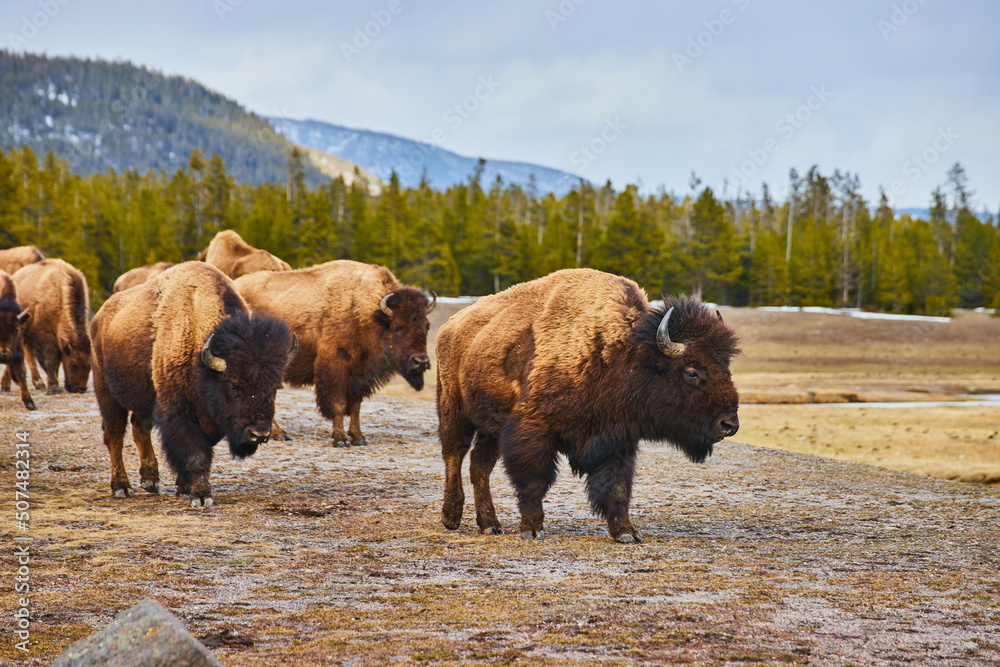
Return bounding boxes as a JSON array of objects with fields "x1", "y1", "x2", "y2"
[
  {"x1": 17, "y1": 308, "x2": 30, "y2": 325},
  {"x1": 201, "y1": 334, "x2": 228, "y2": 373}
]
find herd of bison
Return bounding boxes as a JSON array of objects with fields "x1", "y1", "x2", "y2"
[{"x1": 0, "y1": 230, "x2": 740, "y2": 542}]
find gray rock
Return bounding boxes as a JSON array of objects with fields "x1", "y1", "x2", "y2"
[{"x1": 53, "y1": 599, "x2": 223, "y2": 667}]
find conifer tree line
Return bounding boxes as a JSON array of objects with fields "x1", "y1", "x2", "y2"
[{"x1": 1, "y1": 145, "x2": 997, "y2": 316}]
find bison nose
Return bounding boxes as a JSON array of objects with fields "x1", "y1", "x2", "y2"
[
  {"x1": 409, "y1": 353, "x2": 431, "y2": 372},
  {"x1": 248, "y1": 425, "x2": 271, "y2": 444},
  {"x1": 718, "y1": 412, "x2": 739, "y2": 438}
]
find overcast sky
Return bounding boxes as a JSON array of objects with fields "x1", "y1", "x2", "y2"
[{"x1": 4, "y1": 0, "x2": 998, "y2": 210}]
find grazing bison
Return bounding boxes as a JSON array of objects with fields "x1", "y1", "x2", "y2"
[
  {"x1": 0, "y1": 245, "x2": 44, "y2": 275},
  {"x1": 0, "y1": 271, "x2": 36, "y2": 410},
  {"x1": 90, "y1": 262, "x2": 297, "y2": 506},
  {"x1": 112, "y1": 262, "x2": 174, "y2": 293},
  {"x1": 234, "y1": 260, "x2": 434, "y2": 446},
  {"x1": 10, "y1": 258, "x2": 92, "y2": 394},
  {"x1": 436, "y1": 269, "x2": 740, "y2": 543},
  {"x1": 198, "y1": 230, "x2": 291, "y2": 279}
]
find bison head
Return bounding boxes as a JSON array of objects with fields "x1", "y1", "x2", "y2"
[
  {"x1": 61, "y1": 336, "x2": 92, "y2": 393},
  {"x1": 198, "y1": 313, "x2": 297, "y2": 458},
  {"x1": 633, "y1": 295, "x2": 741, "y2": 463},
  {"x1": 376, "y1": 287, "x2": 434, "y2": 391},
  {"x1": 0, "y1": 298, "x2": 29, "y2": 364}
]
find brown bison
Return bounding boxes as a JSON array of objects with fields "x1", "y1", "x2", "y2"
[
  {"x1": 9, "y1": 259, "x2": 92, "y2": 394},
  {"x1": 199, "y1": 230, "x2": 291, "y2": 279},
  {"x1": 0, "y1": 245, "x2": 44, "y2": 274},
  {"x1": 234, "y1": 260, "x2": 434, "y2": 446},
  {"x1": 90, "y1": 262, "x2": 297, "y2": 506},
  {"x1": 112, "y1": 262, "x2": 175, "y2": 293},
  {"x1": 0, "y1": 271, "x2": 36, "y2": 410},
  {"x1": 436, "y1": 269, "x2": 740, "y2": 543}
]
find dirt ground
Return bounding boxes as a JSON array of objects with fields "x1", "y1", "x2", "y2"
[
  {"x1": 3, "y1": 305, "x2": 1000, "y2": 666},
  {"x1": 3, "y1": 383, "x2": 1000, "y2": 666}
]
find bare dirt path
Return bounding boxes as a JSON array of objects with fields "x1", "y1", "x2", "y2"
[{"x1": 2, "y1": 386, "x2": 1000, "y2": 666}]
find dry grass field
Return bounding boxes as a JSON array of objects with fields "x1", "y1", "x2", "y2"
[{"x1": 1, "y1": 303, "x2": 999, "y2": 666}]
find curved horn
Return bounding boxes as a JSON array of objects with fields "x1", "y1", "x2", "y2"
[
  {"x1": 656, "y1": 306, "x2": 686, "y2": 357},
  {"x1": 716, "y1": 309, "x2": 724, "y2": 322},
  {"x1": 427, "y1": 291, "x2": 437, "y2": 313},
  {"x1": 16, "y1": 308, "x2": 30, "y2": 324},
  {"x1": 379, "y1": 293, "x2": 394, "y2": 317},
  {"x1": 201, "y1": 334, "x2": 227, "y2": 373},
  {"x1": 287, "y1": 333, "x2": 299, "y2": 363}
]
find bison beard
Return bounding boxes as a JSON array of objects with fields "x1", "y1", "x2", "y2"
[{"x1": 437, "y1": 272, "x2": 741, "y2": 544}]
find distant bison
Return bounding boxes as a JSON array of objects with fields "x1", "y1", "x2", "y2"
[
  {"x1": 0, "y1": 271, "x2": 36, "y2": 410},
  {"x1": 0, "y1": 245, "x2": 44, "y2": 275},
  {"x1": 436, "y1": 269, "x2": 740, "y2": 543},
  {"x1": 234, "y1": 260, "x2": 434, "y2": 446},
  {"x1": 10, "y1": 258, "x2": 92, "y2": 394},
  {"x1": 112, "y1": 262, "x2": 174, "y2": 293},
  {"x1": 198, "y1": 230, "x2": 291, "y2": 279},
  {"x1": 90, "y1": 262, "x2": 297, "y2": 506}
]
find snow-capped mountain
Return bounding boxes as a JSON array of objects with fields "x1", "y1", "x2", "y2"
[{"x1": 268, "y1": 116, "x2": 583, "y2": 196}]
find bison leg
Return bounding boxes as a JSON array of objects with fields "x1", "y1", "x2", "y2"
[
  {"x1": 439, "y1": 412, "x2": 475, "y2": 531},
  {"x1": 470, "y1": 432, "x2": 503, "y2": 534},
  {"x1": 39, "y1": 346, "x2": 63, "y2": 395},
  {"x1": 500, "y1": 414, "x2": 558, "y2": 540},
  {"x1": 347, "y1": 399, "x2": 366, "y2": 446},
  {"x1": 270, "y1": 418, "x2": 292, "y2": 441},
  {"x1": 160, "y1": 415, "x2": 215, "y2": 507},
  {"x1": 582, "y1": 445, "x2": 641, "y2": 544},
  {"x1": 1, "y1": 365, "x2": 9, "y2": 391},
  {"x1": 99, "y1": 404, "x2": 132, "y2": 497},
  {"x1": 10, "y1": 360, "x2": 36, "y2": 411},
  {"x1": 23, "y1": 343, "x2": 46, "y2": 392},
  {"x1": 315, "y1": 361, "x2": 352, "y2": 447},
  {"x1": 130, "y1": 414, "x2": 160, "y2": 494}
]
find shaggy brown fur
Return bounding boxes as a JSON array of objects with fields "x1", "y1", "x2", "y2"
[
  {"x1": 9, "y1": 259, "x2": 91, "y2": 394},
  {"x1": 90, "y1": 262, "x2": 296, "y2": 506},
  {"x1": 112, "y1": 262, "x2": 175, "y2": 293},
  {"x1": 234, "y1": 260, "x2": 433, "y2": 446},
  {"x1": 200, "y1": 230, "x2": 291, "y2": 279},
  {"x1": 436, "y1": 268, "x2": 740, "y2": 543},
  {"x1": 0, "y1": 245, "x2": 44, "y2": 274},
  {"x1": 0, "y1": 271, "x2": 36, "y2": 410}
]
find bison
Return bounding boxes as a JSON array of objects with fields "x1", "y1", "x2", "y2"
[
  {"x1": 9, "y1": 258, "x2": 92, "y2": 394},
  {"x1": 112, "y1": 262, "x2": 175, "y2": 293},
  {"x1": 0, "y1": 271, "x2": 36, "y2": 410},
  {"x1": 199, "y1": 230, "x2": 291, "y2": 279},
  {"x1": 234, "y1": 260, "x2": 434, "y2": 446},
  {"x1": 435, "y1": 269, "x2": 740, "y2": 543},
  {"x1": 90, "y1": 262, "x2": 298, "y2": 507},
  {"x1": 0, "y1": 245, "x2": 44, "y2": 274}
]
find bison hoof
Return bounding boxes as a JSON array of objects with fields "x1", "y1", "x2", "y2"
[
  {"x1": 276, "y1": 433, "x2": 292, "y2": 442},
  {"x1": 0, "y1": 386, "x2": 8, "y2": 392},
  {"x1": 352, "y1": 439, "x2": 367, "y2": 446},
  {"x1": 191, "y1": 497, "x2": 214, "y2": 508},
  {"x1": 142, "y1": 482, "x2": 160, "y2": 494},
  {"x1": 47, "y1": 388, "x2": 63, "y2": 395},
  {"x1": 24, "y1": 400, "x2": 37, "y2": 410},
  {"x1": 113, "y1": 488, "x2": 132, "y2": 499},
  {"x1": 521, "y1": 530, "x2": 545, "y2": 540},
  {"x1": 333, "y1": 440, "x2": 350, "y2": 448},
  {"x1": 616, "y1": 533, "x2": 642, "y2": 544},
  {"x1": 480, "y1": 526, "x2": 504, "y2": 535}
]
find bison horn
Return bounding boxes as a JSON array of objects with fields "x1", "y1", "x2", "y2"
[
  {"x1": 427, "y1": 291, "x2": 437, "y2": 313},
  {"x1": 201, "y1": 334, "x2": 227, "y2": 373},
  {"x1": 288, "y1": 333, "x2": 299, "y2": 362},
  {"x1": 716, "y1": 309, "x2": 724, "y2": 322},
  {"x1": 656, "y1": 306, "x2": 686, "y2": 357},
  {"x1": 379, "y1": 293, "x2": 394, "y2": 317},
  {"x1": 16, "y1": 308, "x2": 30, "y2": 324}
]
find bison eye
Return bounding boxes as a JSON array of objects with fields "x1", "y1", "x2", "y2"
[{"x1": 683, "y1": 367, "x2": 702, "y2": 387}]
